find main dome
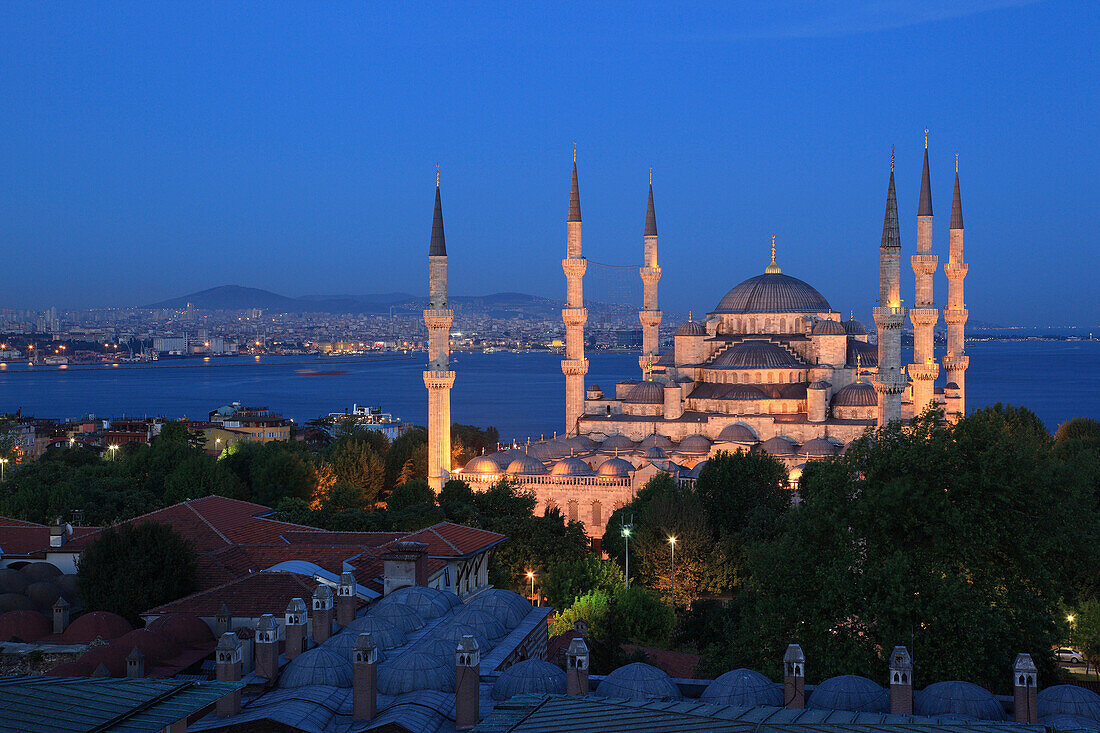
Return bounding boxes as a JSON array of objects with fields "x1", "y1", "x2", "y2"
[{"x1": 713, "y1": 272, "x2": 831, "y2": 314}]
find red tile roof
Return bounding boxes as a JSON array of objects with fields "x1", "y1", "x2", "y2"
[
  {"x1": 281, "y1": 531, "x2": 405, "y2": 547},
  {"x1": 0, "y1": 525, "x2": 100, "y2": 558},
  {"x1": 0, "y1": 516, "x2": 46, "y2": 528},
  {"x1": 385, "y1": 522, "x2": 506, "y2": 558},
  {"x1": 144, "y1": 571, "x2": 361, "y2": 618}
]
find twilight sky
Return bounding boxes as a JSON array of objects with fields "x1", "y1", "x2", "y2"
[{"x1": 0, "y1": 1, "x2": 1097, "y2": 327}]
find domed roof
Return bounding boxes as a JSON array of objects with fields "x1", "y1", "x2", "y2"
[
  {"x1": 463, "y1": 589, "x2": 530, "y2": 628},
  {"x1": 643, "y1": 446, "x2": 667, "y2": 460},
  {"x1": 62, "y1": 611, "x2": 132, "y2": 643},
  {"x1": 25, "y1": 581, "x2": 61, "y2": 611},
  {"x1": 758, "y1": 436, "x2": 797, "y2": 456},
  {"x1": 376, "y1": 585, "x2": 457, "y2": 620},
  {"x1": 623, "y1": 381, "x2": 665, "y2": 405},
  {"x1": 0, "y1": 593, "x2": 35, "y2": 613},
  {"x1": 845, "y1": 318, "x2": 868, "y2": 336},
  {"x1": 463, "y1": 455, "x2": 503, "y2": 474},
  {"x1": 378, "y1": 651, "x2": 456, "y2": 695},
  {"x1": 280, "y1": 646, "x2": 352, "y2": 688},
  {"x1": 21, "y1": 562, "x2": 62, "y2": 583},
  {"x1": 506, "y1": 455, "x2": 548, "y2": 475},
  {"x1": 55, "y1": 574, "x2": 81, "y2": 603},
  {"x1": 686, "y1": 460, "x2": 708, "y2": 479},
  {"x1": 833, "y1": 382, "x2": 878, "y2": 407},
  {"x1": 344, "y1": 615, "x2": 408, "y2": 649},
  {"x1": 594, "y1": 662, "x2": 682, "y2": 701},
  {"x1": 147, "y1": 613, "x2": 216, "y2": 648},
  {"x1": 716, "y1": 423, "x2": 758, "y2": 444},
  {"x1": 677, "y1": 434, "x2": 712, "y2": 454},
  {"x1": 701, "y1": 668, "x2": 782, "y2": 707},
  {"x1": 712, "y1": 341, "x2": 803, "y2": 369},
  {"x1": 676, "y1": 320, "x2": 707, "y2": 336},
  {"x1": 424, "y1": 623, "x2": 490, "y2": 653},
  {"x1": 809, "y1": 380, "x2": 831, "y2": 390},
  {"x1": 368, "y1": 603, "x2": 425, "y2": 633},
  {"x1": 1039, "y1": 713, "x2": 1100, "y2": 730},
  {"x1": 525, "y1": 441, "x2": 560, "y2": 460},
  {"x1": 713, "y1": 272, "x2": 831, "y2": 314},
  {"x1": 551, "y1": 457, "x2": 593, "y2": 476},
  {"x1": 914, "y1": 681, "x2": 1005, "y2": 721},
  {"x1": 450, "y1": 608, "x2": 507, "y2": 640},
  {"x1": 566, "y1": 435, "x2": 598, "y2": 450},
  {"x1": 1039, "y1": 684, "x2": 1100, "y2": 722},
  {"x1": 115, "y1": 628, "x2": 179, "y2": 665},
  {"x1": 0, "y1": 610, "x2": 51, "y2": 643},
  {"x1": 491, "y1": 659, "x2": 567, "y2": 700},
  {"x1": 541, "y1": 439, "x2": 574, "y2": 459},
  {"x1": 598, "y1": 457, "x2": 635, "y2": 477},
  {"x1": 600, "y1": 434, "x2": 636, "y2": 453},
  {"x1": 636, "y1": 435, "x2": 671, "y2": 451},
  {"x1": 0, "y1": 569, "x2": 28, "y2": 595},
  {"x1": 808, "y1": 675, "x2": 888, "y2": 713},
  {"x1": 800, "y1": 437, "x2": 839, "y2": 457},
  {"x1": 813, "y1": 319, "x2": 847, "y2": 335},
  {"x1": 322, "y1": 629, "x2": 388, "y2": 662},
  {"x1": 79, "y1": 644, "x2": 130, "y2": 677}
]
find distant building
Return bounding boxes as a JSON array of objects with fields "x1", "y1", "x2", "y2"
[{"x1": 208, "y1": 403, "x2": 292, "y2": 443}]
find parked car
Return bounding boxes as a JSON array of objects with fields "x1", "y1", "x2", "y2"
[{"x1": 1054, "y1": 648, "x2": 1085, "y2": 664}]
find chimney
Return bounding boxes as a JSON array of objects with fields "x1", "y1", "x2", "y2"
[
  {"x1": 455, "y1": 635, "x2": 481, "y2": 731},
  {"x1": 215, "y1": 632, "x2": 243, "y2": 717},
  {"x1": 382, "y1": 541, "x2": 430, "y2": 596},
  {"x1": 353, "y1": 633, "x2": 379, "y2": 721},
  {"x1": 337, "y1": 571, "x2": 358, "y2": 628},
  {"x1": 126, "y1": 647, "x2": 145, "y2": 678},
  {"x1": 49, "y1": 516, "x2": 71, "y2": 548},
  {"x1": 255, "y1": 614, "x2": 279, "y2": 680},
  {"x1": 312, "y1": 584, "x2": 334, "y2": 644},
  {"x1": 565, "y1": 637, "x2": 589, "y2": 696},
  {"x1": 1013, "y1": 653, "x2": 1038, "y2": 724},
  {"x1": 52, "y1": 597, "x2": 70, "y2": 633},
  {"x1": 889, "y1": 646, "x2": 913, "y2": 715},
  {"x1": 285, "y1": 598, "x2": 308, "y2": 659},
  {"x1": 215, "y1": 602, "x2": 232, "y2": 636},
  {"x1": 783, "y1": 644, "x2": 806, "y2": 709}
]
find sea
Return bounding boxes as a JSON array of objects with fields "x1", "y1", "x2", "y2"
[{"x1": 0, "y1": 341, "x2": 1097, "y2": 441}]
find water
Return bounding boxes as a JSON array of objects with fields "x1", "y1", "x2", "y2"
[{"x1": 0, "y1": 342, "x2": 1097, "y2": 438}]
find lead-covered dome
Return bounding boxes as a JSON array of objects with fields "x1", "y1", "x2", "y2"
[
  {"x1": 712, "y1": 341, "x2": 803, "y2": 368},
  {"x1": 623, "y1": 381, "x2": 665, "y2": 404},
  {"x1": 701, "y1": 668, "x2": 782, "y2": 707},
  {"x1": 463, "y1": 589, "x2": 531, "y2": 628},
  {"x1": 758, "y1": 436, "x2": 797, "y2": 457},
  {"x1": 463, "y1": 455, "x2": 502, "y2": 474},
  {"x1": 597, "y1": 457, "x2": 635, "y2": 477},
  {"x1": 280, "y1": 646, "x2": 352, "y2": 688},
  {"x1": 914, "y1": 681, "x2": 1005, "y2": 721},
  {"x1": 1039, "y1": 685, "x2": 1100, "y2": 723},
  {"x1": 491, "y1": 659, "x2": 567, "y2": 700},
  {"x1": 677, "y1": 434, "x2": 713, "y2": 454},
  {"x1": 713, "y1": 273, "x2": 831, "y2": 314},
  {"x1": 808, "y1": 675, "x2": 888, "y2": 713},
  {"x1": 595, "y1": 662, "x2": 682, "y2": 701},
  {"x1": 378, "y1": 651, "x2": 456, "y2": 695},
  {"x1": 551, "y1": 457, "x2": 593, "y2": 476},
  {"x1": 716, "y1": 423, "x2": 758, "y2": 444},
  {"x1": 506, "y1": 455, "x2": 548, "y2": 475},
  {"x1": 813, "y1": 319, "x2": 847, "y2": 335},
  {"x1": 676, "y1": 320, "x2": 707, "y2": 336},
  {"x1": 600, "y1": 434, "x2": 636, "y2": 453},
  {"x1": 832, "y1": 382, "x2": 878, "y2": 407}
]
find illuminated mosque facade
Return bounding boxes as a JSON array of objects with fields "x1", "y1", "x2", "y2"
[{"x1": 434, "y1": 142, "x2": 970, "y2": 538}]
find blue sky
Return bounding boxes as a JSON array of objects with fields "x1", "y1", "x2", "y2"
[{"x1": 0, "y1": 1, "x2": 1096, "y2": 327}]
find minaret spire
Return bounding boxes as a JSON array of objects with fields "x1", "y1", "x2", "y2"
[
  {"x1": 562, "y1": 150, "x2": 589, "y2": 434},
  {"x1": 639, "y1": 171, "x2": 662, "y2": 376},
  {"x1": 918, "y1": 137, "x2": 933, "y2": 217},
  {"x1": 568, "y1": 146, "x2": 581, "y2": 223},
  {"x1": 423, "y1": 172, "x2": 455, "y2": 491},
  {"x1": 943, "y1": 158, "x2": 969, "y2": 421},
  {"x1": 910, "y1": 136, "x2": 940, "y2": 416},
  {"x1": 429, "y1": 168, "x2": 446, "y2": 257},
  {"x1": 872, "y1": 150, "x2": 906, "y2": 427}
]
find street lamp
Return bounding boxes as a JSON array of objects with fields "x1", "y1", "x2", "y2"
[
  {"x1": 0, "y1": 458, "x2": 8, "y2": 482},
  {"x1": 668, "y1": 536, "x2": 677, "y2": 606},
  {"x1": 108, "y1": 444, "x2": 119, "y2": 460},
  {"x1": 526, "y1": 571, "x2": 537, "y2": 605},
  {"x1": 621, "y1": 515, "x2": 634, "y2": 590}
]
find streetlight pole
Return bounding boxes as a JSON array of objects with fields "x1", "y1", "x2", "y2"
[
  {"x1": 526, "y1": 571, "x2": 537, "y2": 606},
  {"x1": 621, "y1": 514, "x2": 633, "y2": 590},
  {"x1": 0, "y1": 458, "x2": 7, "y2": 482},
  {"x1": 668, "y1": 536, "x2": 677, "y2": 606}
]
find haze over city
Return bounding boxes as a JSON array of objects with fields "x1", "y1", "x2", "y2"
[{"x1": 1, "y1": 1, "x2": 1097, "y2": 327}]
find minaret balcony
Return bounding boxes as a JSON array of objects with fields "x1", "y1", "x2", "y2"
[
  {"x1": 639, "y1": 266, "x2": 662, "y2": 283},
  {"x1": 907, "y1": 363, "x2": 939, "y2": 382},
  {"x1": 423, "y1": 371, "x2": 456, "y2": 389},
  {"x1": 562, "y1": 258, "x2": 588, "y2": 278},
  {"x1": 910, "y1": 254, "x2": 939, "y2": 276},
  {"x1": 944, "y1": 262, "x2": 968, "y2": 279},
  {"x1": 562, "y1": 307, "x2": 588, "y2": 327},
  {"x1": 561, "y1": 358, "x2": 589, "y2": 376},
  {"x1": 943, "y1": 308, "x2": 968, "y2": 325},
  {"x1": 943, "y1": 354, "x2": 970, "y2": 372},
  {"x1": 423, "y1": 309, "x2": 454, "y2": 329},
  {"x1": 872, "y1": 306, "x2": 906, "y2": 328},
  {"x1": 872, "y1": 374, "x2": 907, "y2": 393},
  {"x1": 638, "y1": 311, "x2": 662, "y2": 328},
  {"x1": 909, "y1": 307, "x2": 939, "y2": 327}
]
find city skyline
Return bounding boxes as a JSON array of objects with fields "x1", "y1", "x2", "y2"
[{"x1": 1, "y1": 1, "x2": 1098, "y2": 327}]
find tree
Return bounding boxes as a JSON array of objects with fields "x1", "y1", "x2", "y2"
[
  {"x1": 385, "y1": 428, "x2": 428, "y2": 490},
  {"x1": 326, "y1": 436, "x2": 386, "y2": 507},
  {"x1": 550, "y1": 589, "x2": 612, "y2": 638},
  {"x1": 543, "y1": 553, "x2": 624, "y2": 612},
  {"x1": 386, "y1": 480, "x2": 436, "y2": 512},
  {"x1": 77, "y1": 522, "x2": 197, "y2": 624},
  {"x1": 488, "y1": 508, "x2": 589, "y2": 593}
]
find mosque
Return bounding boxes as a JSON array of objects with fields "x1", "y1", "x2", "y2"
[{"x1": 429, "y1": 142, "x2": 971, "y2": 539}]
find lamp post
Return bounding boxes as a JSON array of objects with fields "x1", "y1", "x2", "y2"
[
  {"x1": 0, "y1": 458, "x2": 7, "y2": 482},
  {"x1": 621, "y1": 516, "x2": 633, "y2": 590},
  {"x1": 668, "y1": 536, "x2": 677, "y2": 606},
  {"x1": 108, "y1": 444, "x2": 119, "y2": 460},
  {"x1": 526, "y1": 571, "x2": 537, "y2": 605}
]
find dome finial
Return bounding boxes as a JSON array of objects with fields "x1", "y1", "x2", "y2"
[
  {"x1": 924, "y1": 128, "x2": 929, "y2": 149},
  {"x1": 436, "y1": 164, "x2": 440, "y2": 188},
  {"x1": 573, "y1": 140, "x2": 576, "y2": 163},
  {"x1": 649, "y1": 166, "x2": 653, "y2": 185},
  {"x1": 955, "y1": 152, "x2": 959, "y2": 173},
  {"x1": 765, "y1": 235, "x2": 782, "y2": 274},
  {"x1": 688, "y1": 310, "x2": 692, "y2": 322}
]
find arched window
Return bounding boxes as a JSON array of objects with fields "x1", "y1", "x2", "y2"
[
  {"x1": 591, "y1": 501, "x2": 602, "y2": 526},
  {"x1": 567, "y1": 499, "x2": 579, "y2": 523}
]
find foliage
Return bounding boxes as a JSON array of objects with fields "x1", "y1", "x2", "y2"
[
  {"x1": 550, "y1": 589, "x2": 612, "y2": 638},
  {"x1": 386, "y1": 480, "x2": 436, "y2": 511},
  {"x1": 543, "y1": 553, "x2": 624, "y2": 612},
  {"x1": 77, "y1": 522, "x2": 197, "y2": 625}
]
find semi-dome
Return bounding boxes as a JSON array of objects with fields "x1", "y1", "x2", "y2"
[
  {"x1": 147, "y1": 613, "x2": 216, "y2": 648},
  {"x1": 21, "y1": 562, "x2": 63, "y2": 583},
  {"x1": 62, "y1": 611, "x2": 132, "y2": 643},
  {"x1": 463, "y1": 455, "x2": 502, "y2": 474},
  {"x1": 677, "y1": 434, "x2": 712, "y2": 454},
  {"x1": 845, "y1": 318, "x2": 868, "y2": 336},
  {"x1": 463, "y1": 589, "x2": 531, "y2": 628},
  {"x1": 713, "y1": 272, "x2": 831, "y2": 314},
  {"x1": 280, "y1": 646, "x2": 352, "y2": 688},
  {"x1": 0, "y1": 610, "x2": 51, "y2": 643},
  {"x1": 676, "y1": 320, "x2": 707, "y2": 336},
  {"x1": 800, "y1": 437, "x2": 839, "y2": 457},
  {"x1": 808, "y1": 675, "x2": 888, "y2": 713},
  {"x1": 623, "y1": 381, "x2": 665, "y2": 404},
  {"x1": 1039, "y1": 684, "x2": 1100, "y2": 722},
  {"x1": 813, "y1": 319, "x2": 847, "y2": 335},
  {"x1": 594, "y1": 662, "x2": 682, "y2": 701},
  {"x1": 600, "y1": 434, "x2": 636, "y2": 453},
  {"x1": 758, "y1": 436, "x2": 797, "y2": 456},
  {"x1": 344, "y1": 615, "x2": 408, "y2": 649},
  {"x1": 506, "y1": 455, "x2": 548, "y2": 475},
  {"x1": 551, "y1": 457, "x2": 593, "y2": 476},
  {"x1": 701, "y1": 668, "x2": 782, "y2": 707},
  {"x1": 376, "y1": 585, "x2": 457, "y2": 620},
  {"x1": 368, "y1": 603, "x2": 425, "y2": 633},
  {"x1": 378, "y1": 651, "x2": 456, "y2": 695},
  {"x1": 833, "y1": 382, "x2": 878, "y2": 407},
  {"x1": 716, "y1": 423, "x2": 758, "y2": 444},
  {"x1": 712, "y1": 341, "x2": 803, "y2": 369},
  {"x1": 809, "y1": 380, "x2": 831, "y2": 390},
  {"x1": 491, "y1": 659, "x2": 567, "y2": 700},
  {"x1": 914, "y1": 681, "x2": 1005, "y2": 721},
  {"x1": 598, "y1": 457, "x2": 635, "y2": 477}
]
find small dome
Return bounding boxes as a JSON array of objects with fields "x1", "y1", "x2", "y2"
[
  {"x1": 368, "y1": 603, "x2": 425, "y2": 633},
  {"x1": 623, "y1": 381, "x2": 665, "y2": 405},
  {"x1": 424, "y1": 624, "x2": 490, "y2": 653},
  {"x1": 463, "y1": 455, "x2": 502, "y2": 474},
  {"x1": 845, "y1": 318, "x2": 867, "y2": 336},
  {"x1": 21, "y1": 562, "x2": 63, "y2": 583},
  {"x1": 79, "y1": 644, "x2": 130, "y2": 677},
  {"x1": 450, "y1": 608, "x2": 507, "y2": 640},
  {"x1": 809, "y1": 380, "x2": 831, "y2": 390},
  {"x1": 525, "y1": 441, "x2": 560, "y2": 460},
  {"x1": 323, "y1": 630, "x2": 388, "y2": 662},
  {"x1": 0, "y1": 610, "x2": 51, "y2": 643},
  {"x1": 115, "y1": 628, "x2": 178, "y2": 665},
  {"x1": 551, "y1": 457, "x2": 593, "y2": 476},
  {"x1": 686, "y1": 460, "x2": 708, "y2": 479},
  {"x1": 25, "y1": 581, "x2": 61, "y2": 611},
  {"x1": 677, "y1": 434, "x2": 712, "y2": 454},
  {"x1": 280, "y1": 646, "x2": 352, "y2": 688},
  {"x1": 1039, "y1": 713, "x2": 1100, "y2": 730},
  {"x1": 1039, "y1": 685, "x2": 1100, "y2": 722},
  {"x1": 716, "y1": 423, "x2": 758, "y2": 444},
  {"x1": 463, "y1": 589, "x2": 530, "y2": 628},
  {"x1": 487, "y1": 451, "x2": 523, "y2": 470},
  {"x1": 0, "y1": 569, "x2": 28, "y2": 594},
  {"x1": 713, "y1": 272, "x2": 832, "y2": 314},
  {"x1": 800, "y1": 437, "x2": 839, "y2": 457},
  {"x1": 542, "y1": 439, "x2": 574, "y2": 459},
  {"x1": 643, "y1": 446, "x2": 667, "y2": 460},
  {"x1": 701, "y1": 668, "x2": 782, "y2": 707},
  {"x1": 758, "y1": 436, "x2": 797, "y2": 457},
  {"x1": 676, "y1": 320, "x2": 707, "y2": 336},
  {"x1": 712, "y1": 340, "x2": 803, "y2": 368},
  {"x1": 378, "y1": 651, "x2": 456, "y2": 695},
  {"x1": 813, "y1": 319, "x2": 847, "y2": 335},
  {"x1": 600, "y1": 434, "x2": 636, "y2": 453},
  {"x1": 566, "y1": 435, "x2": 598, "y2": 450},
  {"x1": 595, "y1": 662, "x2": 682, "y2": 701},
  {"x1": 506, "y1": 455, "x2": 548, "y2": 475},
  {"x1": 0, "y1": 593, "x2": 35, "y2": 612},
  {"x1": 491, "y1": 659, "x2": 567, "y2": 700},
  {"x1": 914, "y1": 681, "x2": 1005, "y2": 721},
  {"x1": 833, "y1": 382, "x2": 878, "y2": 407},
  {"x1": 147, "y1": 614, "x2": 216, "y2": 648},
  {"x1": 344, "y1": 615, "x2": 408, "y2": 649},
  {"x1": 638, "y1": 434, "x2": 673, "y2": 450},
  {"x1": 598, "y1": 457, "x2": 635, "y2": 477},
  {"x1": 377, "y1": 585, "x2": 458, "y2": 621},
  {"x1": 55, "y1": 574, "x2": 81, "y2": 603},
  {"x1": 62, "y1": 611, "x2": 132, "y2": 643},
  {"x1": 946, "y1": 382, "x2": 961, "y2": 390},
  {"x1": 808, "y1": 675, "x2": 888, "y2": 713}
]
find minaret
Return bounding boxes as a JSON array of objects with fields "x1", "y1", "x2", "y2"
[
  {"x1": 908, "y1": 131, "x2": 940, "y2": 415},
  {"x1": 872, "y1": 149, "x2": 907, "y2": 427},
  {"x1": 562, "y1": 147, "x2": 589, "y2": 435},
  {"x1": 424, "y1": 169, "x2": 455, "y2": 491},
  {"x1": 943, "y1": 155, "x2": 969, "y2": 421},
  {"x1": 638, "y1": 170, "x2": 662, "y2": 377}
]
